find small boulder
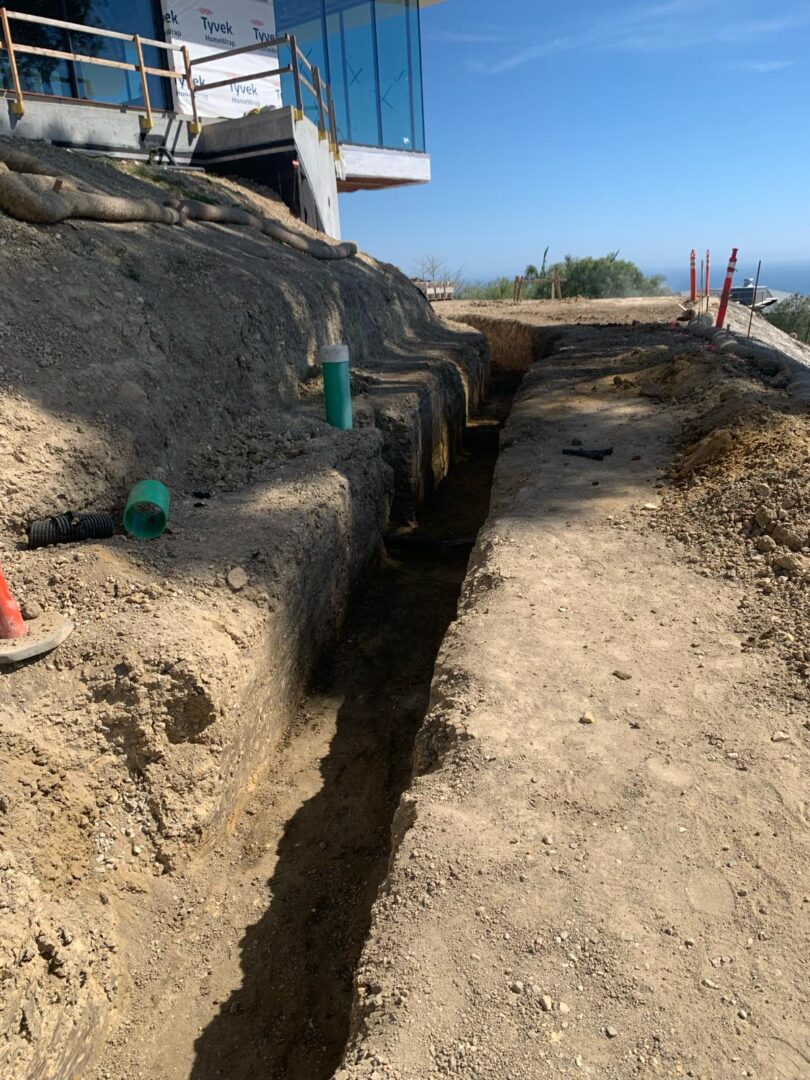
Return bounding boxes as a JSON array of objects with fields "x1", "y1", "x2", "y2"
[
  {"x1": 754, "y1": 507, "x2": 774, "y2": 530},
  {"x1": 21, "y1": 599, "x2": 43, "y2": 620},
  {"x1": 227, "y1": 567, "x2": 248, "y2": 592},
  {"x1": 771, "y1": 524, "x2": 805, "y2": 551},
  {"x1": 773, "y1": 553, "x2": 805, "y2": 574}
]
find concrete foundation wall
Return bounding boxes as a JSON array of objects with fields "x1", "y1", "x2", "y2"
[
  {"x1": 1, "y1": 98, "x2": 341, "y2": 236},
  {"x1": 0, "y1": 97, "x2": 202, "y2": 159}
]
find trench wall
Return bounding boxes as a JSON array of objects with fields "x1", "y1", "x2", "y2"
[
  {"x1": 0, "y1": 141, "x2": 489, "y2": 1079},
  {"x1": 445, "y1": 313, "x2": 563, "y2": 372}
]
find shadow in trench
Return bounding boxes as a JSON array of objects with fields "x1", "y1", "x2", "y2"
[{"x1": 189, "y1": 382, "x2": 512, "y2": 1080}]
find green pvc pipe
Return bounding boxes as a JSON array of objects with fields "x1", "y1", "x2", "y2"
[
  {"x1": 124, "y1": 479, "x2": 170, "y2": 539},
  {"x1": 321, "y1": 344, "x2": 353, "y2": 431}
]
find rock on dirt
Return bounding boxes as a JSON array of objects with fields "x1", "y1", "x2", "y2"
[{"x1": 226, "y1": 566, "x2": 248, "y2": 592}]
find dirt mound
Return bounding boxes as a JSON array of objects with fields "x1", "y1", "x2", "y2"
[
  {"x1": 631, "y1": 351, "x2": 810, "y2": 682},
  {"x1": 632, "y1": 352, "x2": 729, "y2": 401}
]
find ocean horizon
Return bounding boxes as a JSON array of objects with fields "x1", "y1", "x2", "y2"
[{"x1": 660, "y1": 260, "x2": 810, "y2": 298}]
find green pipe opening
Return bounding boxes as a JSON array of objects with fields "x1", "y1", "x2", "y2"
[
  {"x1": 321, "y1": 344, "x2": 354, "y2": 431},
  {"x1": 124, "y1": 479, "x2": 170, "y2": 539}
]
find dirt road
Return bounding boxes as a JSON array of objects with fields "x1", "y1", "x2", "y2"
[{"x1": 339, "y1": 313, "x2": 810, "y2": 1079}]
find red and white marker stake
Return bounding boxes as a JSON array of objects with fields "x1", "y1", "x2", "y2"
[
  {"x1": 690, "y1": 249, "x2": 697, "y2": 303},
  {"x1": 715, "y1": 248, "x2": 739, "y2": 330}
]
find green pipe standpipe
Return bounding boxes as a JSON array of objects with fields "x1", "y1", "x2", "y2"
[
  {"x1": 124, "y1": 479, "x2": 170, "y2": 539},
  {"x1": 320, "y1": 344, "x2": 353, "y2": 431}
]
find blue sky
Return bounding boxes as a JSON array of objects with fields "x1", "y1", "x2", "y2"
[{"x1": 340, "y1": 0, "x2": 810, "y2": 286}]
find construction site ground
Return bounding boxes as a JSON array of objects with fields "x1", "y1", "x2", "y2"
[
  {"x1": 2, "y1": 184, "x2": 809, "y2": 1080},
  {"x1": 339, "y1": 299, "x2": 810, "y2": 1080}
]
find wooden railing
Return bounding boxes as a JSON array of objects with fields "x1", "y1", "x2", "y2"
[
  {"x1": 190, "y1": 34, "x2": 340, "y2": 156},
  {"x1": 513, "y1": 273, "x2": 566, "y2": 303},
  {"x1": 0, "y1": 6, "x2": 199, "y2": 132},
  {"x1": 0, "y1": 8, "x2": 339, "y2": 154}
]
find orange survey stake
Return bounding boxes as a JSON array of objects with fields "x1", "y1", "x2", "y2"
[{"x1": 0, "y1": 565, "x2": 28, "y2": 640}]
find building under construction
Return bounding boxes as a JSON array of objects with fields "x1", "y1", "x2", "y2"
[{"x1": 0, "y1": 0, "x2": 444, "y2": 234}]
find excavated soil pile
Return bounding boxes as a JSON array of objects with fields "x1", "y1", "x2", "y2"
[
  {"x1": 0, "y1": 139, "x2": 488, "y2": 1080},
  {"x1": 635, "y1": 353, "x2": 810, "y2": 684}
]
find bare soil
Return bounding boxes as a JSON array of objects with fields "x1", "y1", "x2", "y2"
[
  {"x1": 86, "y1": 379, "x2": 514, "y2": 1080},
  {"x1": 339, "y1": 304, "x2": 810, "y2": 1080},
  {"x1": 5, "y1": 213, "x2": 810, "y2": 1080},
  {"x1": 0, "y1": 138, "x2": 488, "y2": 1080}
]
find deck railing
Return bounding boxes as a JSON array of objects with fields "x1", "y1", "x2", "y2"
[
  {"x1": 0, "y1": 7, "x2": 339, "y2": 154},
  {"x1": 0, "y1": 6, "x2": 199, "y2": 133},
  {"x1": 190, "y1": 35, "x2": 340, "y2": 155}
]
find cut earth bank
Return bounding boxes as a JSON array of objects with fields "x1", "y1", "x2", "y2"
[
  {"x1": 339, "y1": 299, "x2": 810, "y2": 1079},
  {"x1": 0, "y1": 138, "x2": 488, "y2": 1079}
]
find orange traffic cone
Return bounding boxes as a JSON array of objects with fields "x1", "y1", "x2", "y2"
[{"x1": 0, "y1": 565, "x2": 28, "y2": 640}]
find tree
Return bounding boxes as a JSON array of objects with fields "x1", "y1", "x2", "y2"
[
  {"x1": 538, "y1": 254, "x2": 668, "y2": 299},
  {"x1": 523, "y1": 247, "x2": 550, "y2": 282},
  {"x1": 765, "y1": 294, "x2": 810, "y2": 343},
  {"x1": 412, "y1": 255, "x2": 465, "y2": 292},
  {"x1": 457, "y1": 277, "x2": 514, "y2": 300},
  {"x1": 461, "y1": 254, "x2": 670, "y2": 302}
]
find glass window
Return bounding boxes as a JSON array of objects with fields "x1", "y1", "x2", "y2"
[
  {"x1": 1, "y1": 0, "x2": 169, "y2": 109},
  {"x1": 1, "y1": 1, "x2": 76, "y2": 98},
  {"x1": 407, "y1": 0, "x2": 424, "y2": 152},
  {"x1": 325, "y1": 10, "x2": 349, "y2": 142},
  {"x1": 73, "y1": 0, "x2": 169, "y2": 109},
  {"x1": 375, "y1": 0, "x2": 411, "y2": 151},
  {"x1": 339, "y1": 1, "x2": 379, "y2": 146},
  {"x1": 275, "y1": 1, "x2": 327, "y2": 128}
]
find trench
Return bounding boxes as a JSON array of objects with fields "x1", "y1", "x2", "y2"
[{"x1": 185, "y1": 373, "x2": 520, "y2": 1080}]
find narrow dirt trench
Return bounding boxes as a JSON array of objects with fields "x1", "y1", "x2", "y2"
[
  {"x1": 189, "y1": 377, "x2": 519, "y2": 1080},
  {"x1": 92, "y1": 376, "x2": 519, "y2": 1080}
]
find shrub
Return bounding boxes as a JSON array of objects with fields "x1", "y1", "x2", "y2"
[
  {"x1": 457, "y1": 277, "x2": 514, "y2": 300},
  {"x1": 764, "y1": 294, "x2": 810, "y2": 343},
  {"x1": 458, "y1": 253, "x2": 670, "y2": 302}
]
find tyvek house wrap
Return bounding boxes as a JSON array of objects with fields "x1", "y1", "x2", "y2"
[{"x1": 161, "y1": 0, "x2": 283, "y2": 117}]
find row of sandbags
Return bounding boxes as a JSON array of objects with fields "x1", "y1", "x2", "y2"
[
  {"x1": 0, "y1": 142, "x2": 357, "y2": 260},
  {"x1": 686, "y1": 313, "x2": 810, "y2": 405}
]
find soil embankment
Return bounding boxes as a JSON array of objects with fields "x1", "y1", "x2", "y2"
[{"x1": 0, "y1": 141, "x2": 488, "y2": 1079}]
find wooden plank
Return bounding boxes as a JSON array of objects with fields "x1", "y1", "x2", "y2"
[
  {"x1": 298, "y1": 72, "x2": 316, "y2": 97},
  {"x1": 133, "y1": 34, "x2": 152, "y2": 132},
  {"x1": 7, "y1": 8, "x2": 133, "y2": 41},
  {"x1": 8, "y1": 45, "x2": 179, "y2": 81},
  {"x1": 197, "y1": 67, "x2": 286, "y2": 94},
  {"x1": 134, "y1": 35, "x2": 185, "y2": 53},
  {"x1": 7, "y1": 9, "x2": 183, "y2": 52},
  {"x1": 11, "y1": 43, "x2": 138, "y2": 72},
  {"x1": 189, "y1": 35, "x2": 287, "y2": 68},
  {"x1": 295, "y1": 46, "x2": 314, "y2": 74},
  {"x1": 0, "y1": 8, "x2": 25, "y2": 115},
  {"x1": 289, "y1": 34, "x2": 304, "y2": 118},
  {"x1": 142, "y1": 65, "x2": 183, "y2": 79},
  {"x1": 312, "y1": 66, "x2": 326, "y2": 137},
  {"x1": 182, "y1": 44, "x2": 201, "y2": 134}
]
